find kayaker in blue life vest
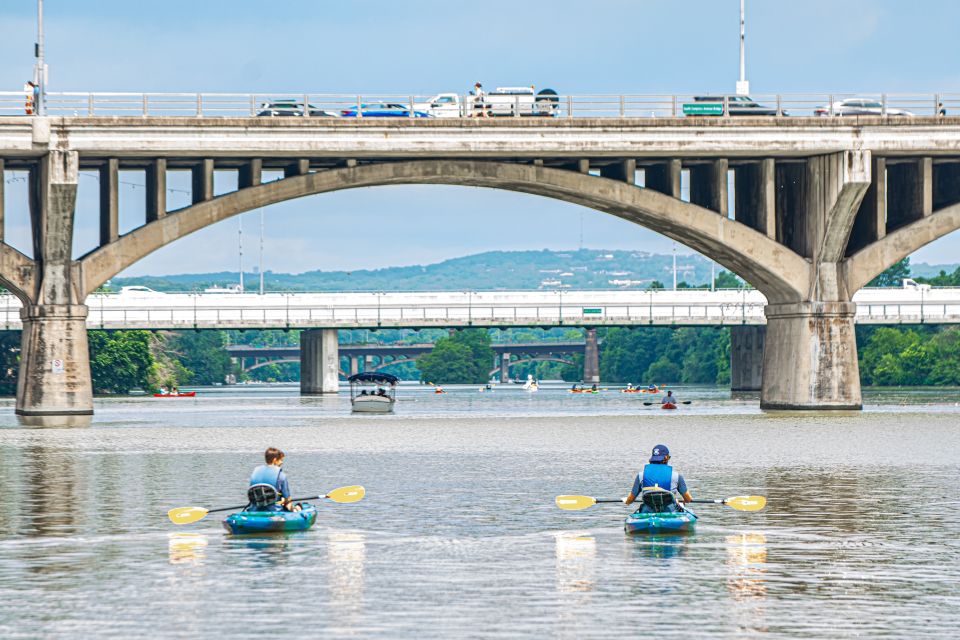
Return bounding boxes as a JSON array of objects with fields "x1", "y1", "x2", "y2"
[
  {"x1": 661, "y1": 390, "x2": 677, "y2": 404},
  {"x1": 248, "y1": 447, "x2": 300, "y2": 512},
  {"x1": 623, "y1": 444, "x2": 693, "y2": 512}
]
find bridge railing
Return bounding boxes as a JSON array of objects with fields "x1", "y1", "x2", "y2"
[{"x1": 2, "y1": 91, "x2": 959, "y2": 119}]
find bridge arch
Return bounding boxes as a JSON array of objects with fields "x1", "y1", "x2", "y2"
[
  {"x1": 488, "y1": 356, "x2": 575, "y2": 378},
  {"x1": 76, "y1": 160, "x2": 810, "y2": 302},
  {"x1": 844, "y1": 202, "x2": 960, "y2": 292}
]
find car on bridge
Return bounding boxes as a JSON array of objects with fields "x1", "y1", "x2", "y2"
[
  {"x1": 256, "y1": 100, "x2": 339, "y2": 117},
  {"x1": 684, "y1": 96, "x2": 783, "y2": 116},
  {"x1": 814, "y1": 98, "x2": 914, "y2": 117},
  {"x1": 340, "y1": 102, "x2": 432, "y2": 118}
]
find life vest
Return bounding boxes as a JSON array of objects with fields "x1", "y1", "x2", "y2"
[
  {"x1": 640, "y1": 463, "x2": 677, "y2": 492},
  {"x1": 248, "y1": 464, "x2": 282, "y2": 509}
]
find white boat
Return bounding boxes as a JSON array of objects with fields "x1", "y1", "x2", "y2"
[
  {"x1": 348, "y1": 372, "x2": 398, "y2": 414},
  {"x1": 522, "y1": 375, "x2": 539, "y2": 392}
]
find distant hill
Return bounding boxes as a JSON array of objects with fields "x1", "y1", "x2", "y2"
[{"x1": 109, "y1": 249, "x2": 960, "y2": 293}]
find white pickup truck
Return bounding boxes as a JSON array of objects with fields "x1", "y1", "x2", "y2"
[{"x1": 416, "y1": 88, "x2": 559, "y2": 118}]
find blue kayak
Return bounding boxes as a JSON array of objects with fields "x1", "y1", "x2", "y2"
[
  {"x1": 222, "y1": 504, "x2": 317, "y2": 534},
  {"x1": 624, "y1": 508, "x2": 697, "y2": 534}
]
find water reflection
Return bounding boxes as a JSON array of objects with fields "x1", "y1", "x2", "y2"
[
  {"x1": 16, "y1": 414, "x2": 92, "y2": 428},
  {"x1": 328, "y1": 532, "x2": 366, "y2": 625},
  {"x1": 726, "y1": 533, "x2": 768, "y2": 633},
  {"x1": 168, "y1": 533, "x2": 208, "y2": 565},
  {"x1": 626, "y1": 534, "x2": 691, "y2": 561},
  {"x1": 554, "y1": 532, "x2": 596, "y2": 594}
]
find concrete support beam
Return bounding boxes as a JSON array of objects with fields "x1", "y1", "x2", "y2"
[
  {"x1": 600, "y1": 159, "x2": 636, "y2": 184},
  {"x1": 815, "y1": 150, "x2": 871, "y2": 265},
  {"x1": 191, "y1": 159, "x2": 214, "y2": 204},
  {"x1": 0, "y1": 158, "x2": 4, "y2": 243},
  {"x1": 690, "y1": 159, "x2": 729, "y2": 216},
  {"x1": 847, "y1": 156, "x2": 886, "y2": 256},
  {"x1": 300, "y1": 329, "x2": 339, "y2": 394},
  {"x1": 583, "y1": 328, "x2": 600, "y2": 384},
  {"x1": 145, "y1": 159, "x2": 167, "y2": 222},
  {"x1": 238, "y1": 159, "x2": 262, "y2": 189},
  {"x1": 99, "y1": 159, "x2": 119, "y2": 246},
  {"x1": 18, "y1": 150, "x2": 93, "y2": 417},
  {"x1": 761, "y1": 302, "x2": 861, "y2": 410},
  {"x1": 644, "y1": 159, "x2": 681, "y2": 198},
  {"x1": 730, "y1": 325, "x2": 764, "y2": 391},
  {"x1": 349, "y1": 355, "x2": 359, "y2": 377},
  {"x1": 500, "y1": 352, "x2": 511, "y2": 383},
  {"x1": 284, "y1": 159, "x2": 310, "y2": 178},
  {"x1": 733, "y1": 159, "x2": 775, "y2": 238}
]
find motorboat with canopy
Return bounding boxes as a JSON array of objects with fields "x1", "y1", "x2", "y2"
[{"x1": 348, "y1": 372, "x2": 399, "y2": 413}]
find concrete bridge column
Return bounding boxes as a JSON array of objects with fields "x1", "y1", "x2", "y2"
[
  {"x1": 730, "y1": 325, "x2": 764, "y2": 392},
  {"x1": 300, "y1": 329, "x2": 339, "y2": 394},
  {"x1": 17, "y1": 150, "x2": 93, "y2": 416},
  {"x1": 499, "y1": 352, "x2": 511, "y2": 383},
  {"x1": 583, "y1": 329, "x2": 600, "y2": 384},
  {"x1": 761, "y1": 150, "x2": 871, "y2": 410},
  {"x1": 349, "y1": 356, "x2": 359, "y2": 377}
]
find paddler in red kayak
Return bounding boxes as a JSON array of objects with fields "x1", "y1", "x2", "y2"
[
  {"x1": 247, "y1": 447, "x2": 301, "y2": 512},
  {"x1": 623, "y1": 444, "x2": 693, "y2": 513},
  {"x1": 660, "y1": 389, "x2": 678, "y2": 406}
]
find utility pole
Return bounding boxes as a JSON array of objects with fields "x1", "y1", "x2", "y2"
[
  {"x1": 672, "y1": 243, "x2": 677, "y2": 291},
  {"x1": 736, "y1": 0, "x2": 749, "y2": 96},
  {"x1": 259, "y1": 207, "x2": 265, "y2": 295},
  {"x1": 238, "y1": 215, "x2": 244, "y2": 292},
  {"x1": 35, "y1": 0, "x2": 46, "y2": 115}
]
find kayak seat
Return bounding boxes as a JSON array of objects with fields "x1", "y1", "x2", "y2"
[
  {"x1": 640, "y1": 489, "x2": 676, "y2": 513},
  {"x1": 247, "y1": 484, "x2": 280, "y2": 510}
]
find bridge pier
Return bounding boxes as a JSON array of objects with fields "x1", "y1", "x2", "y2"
[
  {"x1": 300, "y1": 329, "x2": 340, "y2": 394},
  {"x1": 499, "y1": 352, "x2": 511, "y2": 383},
  {"x1": 583, "y1": 329, "x2": 600, "y2": 384},
  {"x1": 730, "y1": 326, "x2": 764, "y2": 392},
  {"x1": 16, "y1": 150, "x2": 93, "y2": 417}
]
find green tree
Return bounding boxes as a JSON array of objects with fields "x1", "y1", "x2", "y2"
[
  {"x1": 648, "y1": 280, "x2": 665, "y2": 290},
  {"x1": 171, "y1": 331, "x2": 233, "y2": 385},
  {"x1": 88, "y1": 330, "x2": 155, "y2": 394},
  {"x1": 714, "y1": 270, "x2": 743, "y2": 289},
  {"x1": 645, "y1": 356, "x2": 682, "y2": 384},
  {"x1": 867, "y1": 258, "x2": 911, "y2": 287},
  {"x1": 416, "y1": 329, "x2": 495, "y2": 384}
]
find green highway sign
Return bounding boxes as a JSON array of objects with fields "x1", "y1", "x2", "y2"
[
  {"x1": 582, "y1": 308, "x2": 603, "y2": 315},
  {"x1": 682, "y1": 102, "x2": 724, "y2": 116}
]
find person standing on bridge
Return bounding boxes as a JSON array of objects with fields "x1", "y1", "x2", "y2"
[
  {"x1": 247, "y1": 447, "x2": 301, "y2": 512},
  {"x1": 473, "y1": 82, "x2": 488, "y2": 118},
  {"x1": 623, "y1": 444, "x2": 693, "y2": 513}
]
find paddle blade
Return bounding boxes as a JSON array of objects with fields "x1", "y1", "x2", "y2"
[
  {"x1": 168, "y1": 506, "x2": 210, "y2": 525},
  {"x1": 725, "y1": 495, "x2": 766, "y2": 511},
  {"x1": 326, "y1": 485, "x2": 365, "y2": 504},
  {"x1": 555, "y1": 495, "x2": 598, "y2": 510}
]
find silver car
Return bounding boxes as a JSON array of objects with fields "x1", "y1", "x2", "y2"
[{"x1": 814, "y1": 98, "x2": 913, "y2": 117}]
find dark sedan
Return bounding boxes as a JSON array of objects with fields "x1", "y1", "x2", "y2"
[
  {"x1": 685, "y1": 95, "x2": 784, "y2": 116},
  {"x1": 256, "y1": 100, "x2": 339, "y2": 117}
]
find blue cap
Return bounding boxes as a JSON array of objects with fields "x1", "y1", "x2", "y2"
[{"x1": 650, "y1": 444, "x2": 670, "y2": 462}]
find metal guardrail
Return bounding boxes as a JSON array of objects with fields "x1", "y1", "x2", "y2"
[
  {"x1": 1, "y1": 91, "x2": 959, "y2": 119},
  {"x1": 0, "y1": 290, "x2": 958, "y2": 329}
]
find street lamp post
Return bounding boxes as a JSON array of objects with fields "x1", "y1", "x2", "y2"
[
  {"x1": 35, "y1": 0, "x2": 46, "y2": 115},
  {"x1": 736, "y1": 0, "x2": 749, "y2": 96}
]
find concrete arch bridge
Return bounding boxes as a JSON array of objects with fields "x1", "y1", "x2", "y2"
[{"x1": 2, "y1": 115, "x2": 960, "y2": 416}]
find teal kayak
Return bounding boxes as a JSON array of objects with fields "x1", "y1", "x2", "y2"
[
  {"x1": 222, "y1": 504, "x2": 317, "y2": 534},
  {"x1": 624, "y1": 508, "x2": 697, "y2": 534}
]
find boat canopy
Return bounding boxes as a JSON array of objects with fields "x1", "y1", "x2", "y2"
[{"x1": 348, "y1": 372, "x2": 399, "y2": 385}]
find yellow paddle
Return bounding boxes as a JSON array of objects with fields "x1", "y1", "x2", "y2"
[
  {"x1": 555, "y1": 494, "x2": 766, "y2": 512},
  {"x1": 167, "y1": 485, "x2": 366, "y2": 525}
]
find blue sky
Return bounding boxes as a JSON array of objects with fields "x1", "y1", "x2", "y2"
[{"x1": 2, "y1": 0, "x2": 959, "y2": 275}]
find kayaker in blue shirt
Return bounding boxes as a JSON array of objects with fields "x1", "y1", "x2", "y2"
[
  {"x1": 623, "y1": 444, "x2": 693, "y2": 512},
  {"x1": 248, "y1": 447, "x2": 300, "y2": 512},
  {"x1": 661, "y1": 390, "x2": 678, "y2": 404}
]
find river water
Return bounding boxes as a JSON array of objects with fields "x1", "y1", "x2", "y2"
[{"x1": 1, "y1": 384, "x2": 958, "y2": 638}]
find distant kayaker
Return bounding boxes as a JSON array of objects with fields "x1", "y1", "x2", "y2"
[
  {"x1": 623, "y1": 444, "x2": 693, "y2": 512},
  {"x1": 248, "y1": 447, "x2": 300, "y2": 512},
  {"x1": 661, "y1": 390, "x2": 677, "y2": 405}
]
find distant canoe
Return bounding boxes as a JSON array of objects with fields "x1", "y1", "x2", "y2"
[{"x1": 153, "y1": 391, "x2": 197, "y2": 398}]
